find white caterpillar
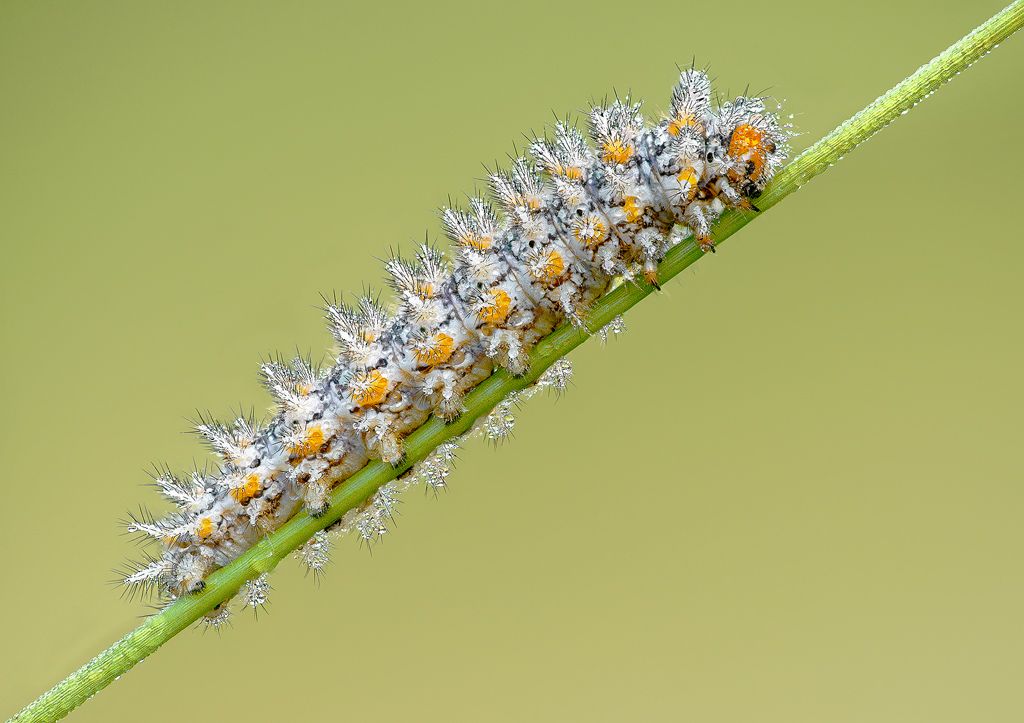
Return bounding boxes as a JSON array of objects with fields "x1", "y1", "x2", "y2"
[{"x1": 122, "y1": 69, "x2": 790, "y2": 612}]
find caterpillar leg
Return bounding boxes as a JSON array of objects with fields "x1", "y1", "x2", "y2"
[
  {"x1": 436, "y1": 391, "x2": 466, "y2": 422},
  {"x1": 715, "y1": 177, "x2": 759, "y2": 212},
  {"x1": 636, "y1": 229, "x2": 669, "y2": 290},
  {"x1": 686, "y1": 204, "x2": 715, "y2": 253},
  {"x1": 168, "y1": 550, "x2": 215, "y2": 597},
  {"x1": 433, "y1": 372, "x2": 467, "y2": 421},
  {"x1": 358, "y1": 414, "x2": 406, "y2": 466},
  {"x1": 642, "y1": 260, "x2": 661, "y2": 290},
  {"x1": 303, "y1": 480, "x2": 331, "y2": 516},
  {"x1": 555, "y1": 282, "x2": 603, "y2": 333},
  {"x1": 504, "y1": 346, "x2": 530, "y2": 377},
  {"x1": 377, "y1": 430, "x2": 405, "y2": 466},
  {"x1": 486, "y1": 328, "x2": 531, "y2": 377},
  {"x1": 420, "y1": 368, "x2": 466, "y2": 422}
]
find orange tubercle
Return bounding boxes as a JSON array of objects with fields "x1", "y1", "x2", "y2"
[
  {"x1": 465, "y1": 233, "x2": 492, "y2": 250},
  {"x1": 677, "y1": 167, "x2": 699, "y2": 186},
  {"x1": 196, "y1": 517, "x2": 213, "y2": 540},
  {"x1": 623, "y1": 196, "x2": 643, "y2": 223},
  {"x1": 479, "y1": 288, "x2": 512, "y2": 325},
  {"x1": 573, "y1": 215, "x2": 608, "y2": 247},
  {"x1": 415, "y1": 333, "x2": 455, "y2": 366},
  {"x1": 601, "y1": 140, "x2": 634, "y2": 165},
  {"x1": 352, "y1": 370, "x2": 389, "y2": 407},
  {"x1": 230, "y1": 473, "x2": 262, "y2": 504},
  {"x1": 557, "y1": 165, "x2": 584, "y2": 181},
  {"x1": 677, "y1": 167, "x2": 699, "y2": 201},
  {"x1": 290, "y1": 424, "x2": 326, "y2": 456},
  {"x1": 667, "y1": 113, "x2": 700, "y2": 136},
  {"x1": 540, "y1": 250, "x2": 564, "y2": 281}
]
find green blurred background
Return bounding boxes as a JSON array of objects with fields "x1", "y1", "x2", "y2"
[{"x1": 2, "y1": 1, "x2": 1022, "y2": 720}]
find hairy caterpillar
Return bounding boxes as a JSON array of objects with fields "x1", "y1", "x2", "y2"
[{"x1": 121, "y1": 68, "x2": 790, "y2": 619}]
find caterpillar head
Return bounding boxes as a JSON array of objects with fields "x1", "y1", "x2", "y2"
[
  {"x1": 727, "y1": 121, "x2": 781, "y2": 198},
  {"x1": 718, "y1": 97, "x2": 789, "y2": 198}
]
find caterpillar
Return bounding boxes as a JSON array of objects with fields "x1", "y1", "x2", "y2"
[{"x1": 121, "y1": 68, "x2": 790, "y2": 620}]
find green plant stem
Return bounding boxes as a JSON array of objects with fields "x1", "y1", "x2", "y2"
[{"x1": 11, "y1": 2, "x2": 1023, "y2": 720}]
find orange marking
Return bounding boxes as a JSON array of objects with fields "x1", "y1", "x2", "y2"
[
  {"x1": 290, "y1": 424, "x2": 326, "y2": 456},
  {"x1": 573, "y1": 215, "x2": 608, "y2": 247},
  {"x1": 465, "y1": 233, "x2": 492, "y2": 250},
  {"x1": 230, "y1": 473, "x2": 262, "y2": 504},
  {"x1": 415, "y1": 333, "x2": 455, "y2": 366},
  {"x1": 196, "y1": 517, "x2": 213, "y2": 540},
  {"x1": 540, "y1": 250, "x2": 564, "y2": 281},
  {"x1": 748, "y1": 153, "x2": 766, "y2": 180},
  {"x1": 479, "y1": 288, "x2": 512, "y2": 325},
  {"x1": 555, "y1": 164, "x2": 584, "y2": 181},
  {"x1": 677, "y1": 167, "x2": 699, "y2": 186},
  {"x1": 601, "y1": 140, "x2": 634, "y2": 165},
  {"x1": 352, "y1": 370, "x2": 389, "y2": 407},
  {"x1": 667, "y1": 113, "x2": 700, "y2": 136},
  {"x1": 677, "y1": 167, "x2": 699, "y2": 201},
  {"x1": 623, "y1": 196, "x2": 643, "y2": 223}
]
